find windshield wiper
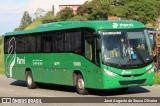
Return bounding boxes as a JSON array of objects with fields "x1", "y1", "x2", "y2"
[
  {"x1": 118, "y1": 57, "x2": 124, "y2": 67},
  {"x1": 118, "y1": 48, "x2": 146, "y2": 67},
  {"x1": 134, "y1": 47, "x2": 145, "y2": 64},
  {"x1": 118, "y1": 58, "x2": 123, "y2": 67}
]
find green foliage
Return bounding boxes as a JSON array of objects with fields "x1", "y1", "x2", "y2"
[
  {"x1": 0, "y1": 37, "x2": 3, "y2": 45},
  {"x1": 25, "y1": 18, "x2": 43, "y2": 30},
  {"x1": 154, "y1": 72, "x2": 160, "y2": 84},
  {"x1": 77, "y1": 0, "x2": 110, "y2": 20},
  {"x1": 0, "y1": 37, "x2": 4, "y2": 74},
  {"x1": 68, "y1": 15, "x2": 88, "y2": 21},
  {"x1": 15, "y1": 11, "x2": 32, "y2": 31},
  {"x1": 34, "y1": 8, "x2": 45, "y2": 18},
  {"x1": 14, "y1": 27, "x2": 24, "y2": 31},
  {"x1": 125, "y1": 0, "x2": 158, "y2": 24},
  {"x1": 42, "y1": 19, "x2": 54, "y2": 24},
  {"x1": 57, "y1": 7, "x2": 74, "y2": 21},
  {"x1": 41, "y1": 11, "x2": 57, "y2": 24},
  {"x1": 110, "y1": 0, "x2": 160, "y2": 25},
  {"x1": 16, "y1": 0, "x2": 160, "y2": 30}
]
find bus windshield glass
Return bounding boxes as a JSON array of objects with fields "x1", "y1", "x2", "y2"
[{"x1": 99, "y1": 29, "x2": 153, "y2": 68}]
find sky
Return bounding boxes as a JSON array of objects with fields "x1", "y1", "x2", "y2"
[{"x1": 0, "y1": 0, "x2": 87, "y2": 35}]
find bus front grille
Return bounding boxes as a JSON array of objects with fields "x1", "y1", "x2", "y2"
[
  {"x1": 122, "y1": 74, "x2": 143, "y2": 77},
  {"x1": 119, "y1": 79, "x2": 146, "y2": 85}
]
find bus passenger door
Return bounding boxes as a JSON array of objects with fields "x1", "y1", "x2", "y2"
[{"x1": 84, "y1": 36, "x2": 100, "y2": 88}]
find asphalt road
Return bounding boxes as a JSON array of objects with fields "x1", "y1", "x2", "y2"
[{"x1": 0, "y1": 74, "x2": 160, "y2": 106}]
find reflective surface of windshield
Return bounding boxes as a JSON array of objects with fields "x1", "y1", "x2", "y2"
[{"x1": 100, "y1": 29, "x2": 153, "y2": 68}]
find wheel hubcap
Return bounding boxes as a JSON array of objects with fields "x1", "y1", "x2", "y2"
[
  {"x1": 78, "y1": 78, "x2": 84, "y2": 90},
  {"x1": 27, "y1": 75, "x2": 32, "y2": 85}
]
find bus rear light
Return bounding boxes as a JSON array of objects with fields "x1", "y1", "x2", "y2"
[{"x1": 103, "y1": 69, "x2": 117, "y2": 77}]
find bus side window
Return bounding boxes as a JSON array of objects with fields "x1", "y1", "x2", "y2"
[
  {"x1": 17, "y1": 36, "x2": 25, "y2": 53},
  {"x1": 42, "y1": 33, "x2": 52, "y2": 53},
  {"x1": 25, "y1": 35, "x2": 36, "y2": 53},
  {"x1": 4, "y1": 37, "x2": 9, "y2": 54},
  {"x1": 37, "y1": 34, "x2": 42, "y2": 52},
  {"x1": 55, "y1": 32, "x2": 64, "y2": 52},
  {"x1": 64, "y1": 29, "x2": 82, "y2": 53},
  {"x1": 4, "y1": 36, "x2": 16, "y2": 54},
  {"x1": 85, "y1": 37, "x2": 95, "y2": 62}
]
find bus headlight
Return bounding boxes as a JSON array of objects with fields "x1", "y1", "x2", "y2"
[
  {"x1": 103, "y1": 69, "x2": 117, "y2": 77},
  {"x1": 147, "y1": 66, "x2": 156, "y2": 74}
]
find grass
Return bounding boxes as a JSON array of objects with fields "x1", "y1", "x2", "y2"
[
  {"x1": 0, "y1": 65, "x2": 4, "y2": 74},
  {"x1": 25, "y1": 18, "x2": 43, "y2": 30},
  {"x1": 0, "y1": 37, "x2": 4, "y2": 74},
  {"x1": 154, "y1": 72, "x2": 160, "y2": 84}
]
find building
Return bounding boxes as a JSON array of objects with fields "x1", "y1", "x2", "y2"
[
  {"x1": 108, "y1": 16, "x2": 119, "y2": 20},
  {"x1": 59, "y1": 5, "x2": 81, "y2": 15}
]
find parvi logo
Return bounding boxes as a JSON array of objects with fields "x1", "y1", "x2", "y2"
[
  {"x1": 120, "y1": 23, "x2": 133, "y2": 28},
  {"x1": 121, "y1": 70, "x2": 132, "y2": 75},
  {"x1": 113, "y1": 23, "x2": 118, "y2": 28},
  {"x1": 17, "y1": 57, "x2": 25, "y2": 64}
]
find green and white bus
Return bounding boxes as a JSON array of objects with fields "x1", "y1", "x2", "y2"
[{"x1": 4, "y1": 20, "x2": 156, "y2": 94}]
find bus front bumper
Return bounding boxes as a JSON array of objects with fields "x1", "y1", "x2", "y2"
[{"x1": 100, "y1": 72, "x2": 154, "y2": 89}]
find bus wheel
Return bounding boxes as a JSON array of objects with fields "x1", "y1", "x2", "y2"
[
  {"x1": 75, "y1": 74, "x2": 88, "y2": 95},
  {"x1": 116, "y1": 87, "x2": 129, "y2": 92},
  {"x1": 26, "y1": 71, "x2": 37, "y2": 89}
]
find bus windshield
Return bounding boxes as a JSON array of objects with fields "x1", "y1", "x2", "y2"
[{"x1": 99, "y1": 29, "x2": 153, "y2": 68}]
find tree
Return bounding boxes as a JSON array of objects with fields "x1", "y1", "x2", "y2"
[
  {"x1": 57, "y1": 7, "x2": 74, "y2": 21},
  {"x1": 68, "y1": 15, "x2": 88, "y2": 21},
  {"x1": 15, "y1": 11, "x2": 32, "y2": 31},
  {"x1": 77, "y1": 0, "x2": 110, "y2": 20},
  {"x1": 122, "y1": 0, "x2": 159, "y2": 24},
  {"x1": 109, "y1": 0, "x2": 160, "y2": 25},
  {"x1": 34, "y1": 8, "x2": 45, "y2": 18},
  {"x1": 42, "y1": 11, "x2": 57, "y2": 24},
  {"x1": 110, "y1": 0, "x2": 124, "y2": 6},
  {"x1": 14, "y1": 0, "x2": 160, "y2": 31}
]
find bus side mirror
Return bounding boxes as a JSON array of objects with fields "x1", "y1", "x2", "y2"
[
  {"x1": 94, "y1": 32, "x2": 101, "y2": 39},
  {"x1": 97, "y1": 39, "x2": 102, "y2": 52}
]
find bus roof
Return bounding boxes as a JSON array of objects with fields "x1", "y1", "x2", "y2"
[{"x1": 5, "y1": 20, "x2": 146, "y2": 36}]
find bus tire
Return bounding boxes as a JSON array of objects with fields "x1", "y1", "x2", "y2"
[
  {"x1": 75, "y1": 74, "x2": 88, "y2": 95},
  {"x1": 116, "y1": 87, "x2": 129, "y2": 92},
  {"x1": 26, "y1": 71, "x2": 37, "y2": 89}
]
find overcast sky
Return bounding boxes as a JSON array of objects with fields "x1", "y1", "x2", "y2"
[{"x1": 0, "y1": 0, "x2": 87, "y2": 35}]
